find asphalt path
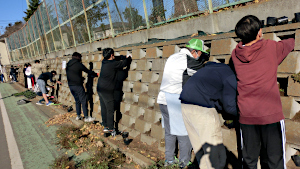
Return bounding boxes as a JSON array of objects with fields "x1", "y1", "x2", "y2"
[{"x1": 0, "y1": 83, "x2": 65, "y2": 169}]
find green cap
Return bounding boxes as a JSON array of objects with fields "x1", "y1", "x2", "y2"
[{"x1": 186, "y1": 39, "x2": 208, "y2": 53}]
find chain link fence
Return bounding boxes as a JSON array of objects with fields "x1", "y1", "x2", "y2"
[{"x1": 6, "y1": 0, "x2": 252, "y2": 61}]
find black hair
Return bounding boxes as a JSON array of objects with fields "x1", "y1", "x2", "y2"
[
  {"x1": 51, "y1": 70, "x2": 57, "y2": 75},
  {"x1": 11, "y1": 65, "x2": 13, "y2": 68},
  {"x1": 103, "y1": 48, "x2": 114, "y2": 60},
  {"x1": 24, "y1": 63, "x2": 28, "y2": 67},
  {"x1": 72, "y1": 52, "x2": 82, "y2": 59},
  {"x1": 35, "y1": 60, "x2": 40, "y2": 63},
  {"x1": 235, "y1": 15, "x2": 261, "y2": 44},
  {"x1": 27, "y1": 63, "x2": 31, "y2": 66}
]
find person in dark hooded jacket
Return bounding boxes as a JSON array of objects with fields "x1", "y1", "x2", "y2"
[
  {"x1": 66, "y1": 52, "x2": 98, "y2": 122},
  {"x1": 97, "y1": 48, "x2": 132, "y2": 134},
  {"x1": 113, "y1": 55, "x2": 131, "y2": 131}
]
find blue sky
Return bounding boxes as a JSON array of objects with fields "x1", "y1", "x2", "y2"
[{"x1": 0, "y1": 0, "x2": 27, "y2": 35}]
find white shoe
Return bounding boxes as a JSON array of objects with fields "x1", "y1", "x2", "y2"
[
  {"x1": 75, "y1": 116, "x2": 82, "y2": 120},
  {"x1": 84, "y1": 116, "x2": 95, "y2": 122},
  {"x1": 36, "y1": 101, "x2": 44, "y2": 105},
  {"x1": 103, "y1": 127, "x2": 109, "y2": 132}
]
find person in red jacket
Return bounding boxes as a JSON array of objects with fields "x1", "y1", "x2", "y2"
[{"x1": 232, "y1": 15, "x2": 295, "y2": 169}]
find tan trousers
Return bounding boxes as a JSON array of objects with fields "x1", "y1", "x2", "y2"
[{"x1": 181, "y1": 103, "x2": 224, "y2": 169}]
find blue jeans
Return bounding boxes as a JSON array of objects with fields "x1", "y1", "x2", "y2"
[
  {"x1": 69, "y1": 85, "x2": 88, "y2": 118},
  {"x1": 11, "y1": 73, "x2": 17, "y2": 81}
]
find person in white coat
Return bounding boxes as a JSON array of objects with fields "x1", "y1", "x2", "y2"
[
  {"x1": 157, "y1": 39, "x2": 209, "y2": 168},
  {"x1": 25, "y1": 63, "x2": 34, "y2": 90}
]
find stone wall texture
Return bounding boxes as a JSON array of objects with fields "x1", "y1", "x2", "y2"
[{"x1": 13, "y1": 22, "x2": 300, "y2": 162}]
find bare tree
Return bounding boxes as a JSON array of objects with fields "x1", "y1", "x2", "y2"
[{"x1": 0, "y1": 21, "x2": 24, "y2": 39}]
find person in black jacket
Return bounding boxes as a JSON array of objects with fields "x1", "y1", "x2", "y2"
[
  {"x1": 66, "y1": 52, "x2": 98, "y2": 122},
  {"x1": 10, "y1": 65, "x2": 17, "y2": 82},
  {"x1": 97, "y1": 48, "x2": 132, "y2": 134},
  {"x1": 36, "y1": 71, "x2": 62, "y2": 106},
  {"x1": 114, "y1": 55, "x2": 131, "y2": 131},
  {"x1": 180, "y1": 62, "x2": 237, "y2": 169},
  {"x1": 23, "y1": 63, "x2": 28, "y2": 88}
]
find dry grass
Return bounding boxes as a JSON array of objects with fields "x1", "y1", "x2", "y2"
[{"x1": 50, "y1": 155, "x2": 76, "y2": 169}]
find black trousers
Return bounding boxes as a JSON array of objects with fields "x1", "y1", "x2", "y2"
[
  {"x1": 98, "y1": 91, "x2": 114, "y2": 130},
  {"x1": 69, "y1": 85, "x2": 88, "y2": 117},
  {"x1": 24, "y1": 75, "x2": 28, "y2": 88},
  {"x1": 241, "y1": 120, "x2": 285, "y2": 169}
]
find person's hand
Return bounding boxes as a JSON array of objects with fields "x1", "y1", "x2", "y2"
[
  {"x1": 57, "y1": 81, "x2": 62, "y2": 85},
  {"x1": 126, "y1": 54, "x2": 132, "y2": 58},
  {"x1": 50, "y1": 86, "x2": 54, "y2": 88}
]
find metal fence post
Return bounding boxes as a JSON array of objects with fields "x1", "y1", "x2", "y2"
[
  {"x1": 21, "y1": 28, "x2": 29, "y2": 58},
  {"x1": 30, "y1": 18, "x2": 41, "y2": 56},
  {"x1": 43, "y1": 0, "x2": 58, "y2": 52},
  {"x1": 12, "y1": 35, "x2": 18, "y2": 60},
  {"x1": 4, "y1": 38, "x2": 12, "y2": 63},
  {"x1": 66, "y1": 0, "x2": 77, "y2": 47},
  {"x1": 9, "y1": 38, "x2": 15, "y2": 61},
  {"x1": 38, "y1": 7, "x2": 51, "y2": 54},
  {"x1": 106, "y1": 0, "x2": 114, "y2": 38},
  {"x1": 27, "y1": 20, "x2": 36, "y2": 57},
  {"x1": 143, "y1": 0, "x2": 150, "y2": 29},
  {"x1": 34, "y1": 12, "x2": 46, "y2": 55},
  {"x1": 16, "y1": 33, "x2": 25, "y2": 59},
  {"x1": 27, "y1": 24, "x2": 37, "y2": 58},
  {"x1": 53, "y1": 0, "x2": 66, "y2": 50},
  {"x1": 82, "y1": 0, "x2": 92, "y2": 43},
  {"x1": 208, "y1": 0, "x2": 213, "y2": 14},
  {"x1": 24, "y1": 26, "x2": 34, "y2": 58}
]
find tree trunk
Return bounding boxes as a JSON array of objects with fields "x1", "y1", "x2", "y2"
[
  {"x1": 152, "y1": 0, "x2": 165, "y2": 22},
  {"x1": 173, "y1": 0, "x2": 198, "y2": 17}
]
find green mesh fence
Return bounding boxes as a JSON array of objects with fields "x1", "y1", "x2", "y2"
[
  {"x1": 86, "y1": 0, "x2": 109, "y2": 40},
  {"x1": 108, "y1": 0, "x2": 147, "y2": 35},
  {"x1": 6, "y1": 0, "x2": 252, "y2": 61},
  {"x1": 55, "y1": 0, "x2": 74, "y2": 48},
  {"x1": 18, "y1": 30, "x2": 25, "y2": 48}
]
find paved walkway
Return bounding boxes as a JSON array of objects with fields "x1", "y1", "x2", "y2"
[
  {"x1": 0, "y1": 95, "x2": 12, "y2": 169},
  {"x1": 0, "y1": 83, "x2": 64, "y2": 169}
]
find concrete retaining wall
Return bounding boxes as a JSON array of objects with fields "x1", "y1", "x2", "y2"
[{"x1": 11, "y1": 0, "x2": 300, "y2": 163}]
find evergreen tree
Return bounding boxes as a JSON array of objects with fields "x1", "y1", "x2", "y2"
[
  {"x1": 123, "y1": 7, "x2": 144, "y2": 30},
  {"x1": 24, "y1": 0, "x2": 41, "y2": 22}
]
